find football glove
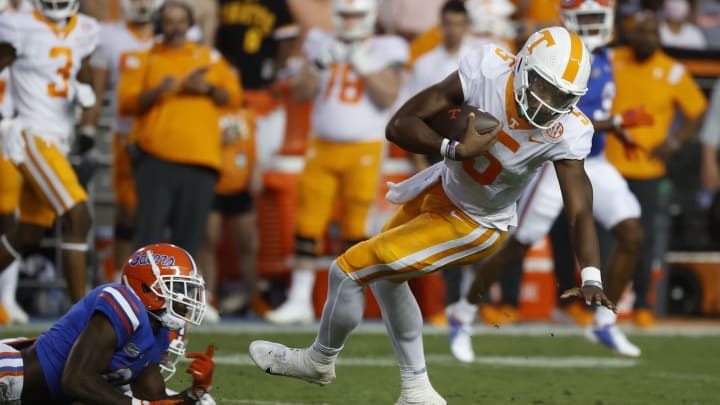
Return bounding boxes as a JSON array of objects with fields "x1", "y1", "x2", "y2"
[
  {"x1": 186, "y1": 345, "x2": 215, "y2": 400},
  {"x1": 0, "y1": 118, "x2": 25, "y2": 165},
  {"x1": 613, "y1": 106, "x2": 654, "y2": 128},
  {"x1": 314, "y1": 40, "x2": 348, "y2": 70},
  {"x1": 349, "y1": 41, "x2": 375, "y2": 76},
  {"x1": 76, "y1": 125, "x2": 96, "y2": 156},
  {"x1": 74, "y1": 82, "x2": 97, "y2": 109}
]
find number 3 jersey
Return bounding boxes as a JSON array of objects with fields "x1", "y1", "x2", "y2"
[
  {"x1": 441, "y1": 45, "x2": 594, "y2": 230},
  {"x1": 0, "y1": 11, "x2": 99, "y2": 149},
  {"x1": 304, "y1": 29, "x2": 409, "y2": 143}
]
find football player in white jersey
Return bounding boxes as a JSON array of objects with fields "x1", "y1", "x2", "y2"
[
  {"x1": 264, "y1": 0, "x2": 409, "y2": 324},
  {"x1": 446, "y1": 0, "x2": 648, "y2": 362},
  {"x1": 0, "y1": 0, "x2": 99, "y2": 303},
  {"x1": 82, "y1": 0, "x2": 161, "y2": 281},
  {"x1": 249, "y1": 26, "x2": 614, "y2": 404}
]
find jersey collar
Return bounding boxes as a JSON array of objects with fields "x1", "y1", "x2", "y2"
[{"x1": 33, "y1": 10, "x2": 77, "y2": 39}]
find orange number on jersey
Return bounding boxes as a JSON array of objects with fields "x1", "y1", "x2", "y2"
[
  {"x1": 462, "y1": 131, "x2": 520, "y2": 185},
  {"x1": 495, "y1": 47, "x2": 516, "y2": 68},
  {"x1": 0, "y1": 79, "x2": 5, "y2": 105},
  {"x1": 323, "y1": 65, "x2": 364, "y2": 104},
  {"x1": 571, "y1": 110, "x2": 591, "y2": 126},
  {"x1": 48, "y1": 47, "x2": 73, "y2": 98}
]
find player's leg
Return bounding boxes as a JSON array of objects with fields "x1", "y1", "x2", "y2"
[
  {"x1": 112, "y1": 135, "x2": 138, "y2": 277},
  {"x1": 265, "y1": 139, "x2": 340, "y2": 324},
  {"x1": 585, "y1": 158, "x2": 643, "y2": 356},
  {"x1": 0, "y1": 156, "x2": 27, "y2": 323},
  {"x1": 196, "y1": 205, "x2": 222, "y2": 323},
  {"x1": 17, "y1": 133, "x2": 91, "y2": 302},
  {"x1": 0, "y1": 341, "x2": 27, "y2": 401}
]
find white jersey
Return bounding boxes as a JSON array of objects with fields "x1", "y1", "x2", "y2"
[
  {"x1": 305, "y1": 29, "x2": 409, "y2": 143},
  {"x1": 91, "y1": 22, "x2": 154, "y2": 135},
  {"x1": 441, "y1": 45, "x2": 594, "y2": 230},
  {"x1": 0, "y1": 12, "x2": 99, "y2": 148}
]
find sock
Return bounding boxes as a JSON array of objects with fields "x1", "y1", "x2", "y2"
[
  {"x1": 453, "y1": 297, "x2": 479, "y2": 325},
  {"x1": 594, "y1": 305, "x2": 617, "y2": 327},
  {"x1": 312, "y1": 261, "x2": 365, "y2": 364},
  {"x1": 0, "y1": 260, "x2": 19, "y2": 306},
  {"x1": 287, "y1": 268, "x2": 316, "y2": 304},
  {"x1": 459, "y1": 266, "x2": 474, "y2": 297},
  {"x1": 370, "y1": 279, "x2": 428, "y2": 385}
]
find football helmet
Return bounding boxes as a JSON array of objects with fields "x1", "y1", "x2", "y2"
[
  {"x1": 122, "y1": 0, "x2": 164, "y2": 23},
  {"x1": 0, "y1": 0, "x2": 8, "y2": 12},
  {"x1": 32, "y1": 0, "x2": 79, "y2": 21},
  {"x1": 513, "y1": 26, "x2": 591, "y2": 129},
  {"x1": 122, "y1": 243, "x2": 207, "y2": 331},
  {"x1": 160, "y1": 327, "x2": 187, "y2": 382},
  {"x1": 560, "y1": 0, "x2": 615, "y2": 51},
  {"x1": 466, "y1": 0, "x2": 517, "y2": 39},
  {"x1": 333, "y1": 0, "x2": 377, "y2": 41}
]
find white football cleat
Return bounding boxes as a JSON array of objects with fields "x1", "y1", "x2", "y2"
[
  {"x1": 395, "y1": 380, "x2": 447, "y2": 405},
  {"x1": 4, "y1": 299, "x2": 28, "y2": 325},
  {"x1": 446, "y1": 304, "x2": 475, "y2": 363},
  {"x1": 585, "y1": 324, "x2": 641, "y2": 357},
  {"x1": 264, "y1": 300, "x2": 314, "y2": 325},
  {"x1": 248, "y1": 340, "x2": 335, "y2": 385}
]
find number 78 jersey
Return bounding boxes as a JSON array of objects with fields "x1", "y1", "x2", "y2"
[
  {"x1": 441, "y1": 45, "x2": 594, "y2": 230},
  {"x1": 0, "y1": 11, "x2": 99, "y2": 148}
]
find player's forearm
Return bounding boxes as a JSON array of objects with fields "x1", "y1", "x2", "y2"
[
  {"x1": 61, "y1": 373, "x2": 135, "y2": 405},
  {"x1": 137, "y1": 86, "x2": 169, "y2": 114},
  {"x1": 291, "y1": 63, "x2": 320, "y2": 101},
  {"x1": 675, "y1": 115, "x2": 704, "y2": 144},
  {"x1": 363, "y1": 68, "x2": 401, "y2": 109},
  {"x1": 386, "y1": 114, "x2": 445, "y2": 155}
]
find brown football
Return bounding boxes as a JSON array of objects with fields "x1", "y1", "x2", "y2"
[{"x1": 427, "y1": 104, "x2": 501, "y2": 142}]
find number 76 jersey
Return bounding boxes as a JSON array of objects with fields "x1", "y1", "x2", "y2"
[
  {"x1": 440, "y1": 44, "x2": 594, "y2": 231},
  {"x1": 0, "y1": 11, "x2": 99, "y2": 147}
]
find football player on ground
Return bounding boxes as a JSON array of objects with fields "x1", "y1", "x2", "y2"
[
  {"x1": 446, "y1": 0, "x2": 652, "y2": 362},
  {"x1": 250, "y1": 26, "x2": 614, "y2": 404},
  {"x1": 0, "y1": 0, "x2": 99, "y2": 302},
  {"x1": 82, "y1": 0, "x2": 161, "y2": 281},
  {"x1": 264, "y1": 0, "x2": 409, "y2": 324},
  {"x1": 0, "y1": 243, "x2": 216, "y2": 403}
]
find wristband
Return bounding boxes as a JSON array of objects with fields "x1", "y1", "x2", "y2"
[
  {"x1": 447, "y1": 140, "x2": 459, "y2": 160},
  {"x1": 79, "y1": 125, "x2": 97, "y2": 138},
  {"x1": 131, "y1": 398, "x2": 149, "y2": 405},
  {"x1": 612, "y1": 114, "x2": 623, "y2": 129},
  {"x1": 581, "y1": 266, "x2": 603, "y2": 289},
  {"x1": 440, "y1": 138, "x2": 450, "y2": 158}
]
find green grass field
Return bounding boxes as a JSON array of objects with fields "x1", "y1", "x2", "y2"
[{"x1": 4, "y1": 323, "x2": 720, "y2": 404}]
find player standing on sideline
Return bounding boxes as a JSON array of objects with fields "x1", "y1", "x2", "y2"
[
  {"x1": 446, "y1": 0, "x2": 650, "y2": 362},
  {"x1": 0, "y1": 243, "x2": 215, "y2": 404},
  {"x1": 82, "y1": 0, "x2": 161, "y2": 281},
  {"x1": 264, "y1": 0, "x2": 409, "y2": 324},
  {"x1": 0, "y1": 0, "x2": 99, "y2": 302},
  {"x1": 250, "y1": 26, "x2": 615, "y2": 404}
]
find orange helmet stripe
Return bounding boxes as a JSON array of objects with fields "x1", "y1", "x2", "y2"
[{"x1": 562, "y1": 32, "x2": 584, "y2": 83}]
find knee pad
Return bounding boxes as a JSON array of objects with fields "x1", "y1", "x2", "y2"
[
  {"x1": 294, "y1": 235, "x2": 317, "y2": 257},
  {"x1": 114, "y1": 225, "x2": 136, "y2": 241}
]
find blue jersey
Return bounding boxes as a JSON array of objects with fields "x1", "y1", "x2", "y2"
[
  {"x1": 35, "y1": 283, "x2": 170, "y2": 400},
  {"x1": 577, "y1": 47, "x2": 615, "y2": 158}
]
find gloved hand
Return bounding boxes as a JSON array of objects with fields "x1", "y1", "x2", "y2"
[
  {"x1": 74, "y1": 81, "x2": 96, "y2": 108},
  {"x1": 186, "y1": 345, "x2": 215, "y2": 400},
  {"x1": 197, "y1": 392, "x2": 216, "y2": 405},
  {"x1": 314, "y1": 40, "x2": 349, "y2": 70},
  {"x1": 613, "y1": 106, "x2": 654, "y2": 128},
  {"x1": 349, "y1": 41, "x2": 375, "y2": 76},
  {"x1": 76, "y1": 125, "x2": 96, "y2": 156},
  {"x1": 0, "y1": 118, "x2": 26, "y2": 165}
]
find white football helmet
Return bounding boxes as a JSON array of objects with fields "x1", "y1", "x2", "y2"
[
  {"x1": 333, "y1": 0, "x2": 377, "y2": 41},
  {"x1": 32, "y1": 0, "x2": 79, "y2": 21},
  {"x1": 122, "y1": 0, "x2": 164, "y2": 23},
  {"x1": 466, "y1": 0, "x2": 517, "y2": 39},
  {"x1": 560, "y1": 0, "x2": 615, "y2": 51},
  {"x1": 513, "y1": 26, "x2": 591, "y2": 129},
  {"x1": 159, "y1": 327, "x2": 187, "y2": 382}
]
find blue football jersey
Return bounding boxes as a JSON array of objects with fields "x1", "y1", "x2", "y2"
[
  {"x1": 577, "y1": 47, "x2": 615, "y2": 158},
  {"x1": 35, "y1": 283, "x2": 170, "y2": 400}
]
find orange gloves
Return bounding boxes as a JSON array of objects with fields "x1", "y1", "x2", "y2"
[{"x1": 186, "y1": 345, "x2": 215, "y2": 400}]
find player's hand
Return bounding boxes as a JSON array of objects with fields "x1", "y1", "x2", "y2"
[
  {"x1": 615, "y1": 106, "x2": 654, "y2": 128},
  {"x1": 182, "y1": 67, "x2": 211, "y2": 95},
  {"x1": 454, "y1": 114, "x2": 502, "y2": 160},
  {"x1": 77, "y1": 125, "x2": 96, "y2": 156},
  {"x1": 615, "y1": 129, "x2": 645, "y2": 160},
  {"x1": 349, "y1": 42, "x2": 374, "y2": 76},
  {"x1": 560, "y1": 286, "x2": 616, "y2": 312},
  {"x1": 314, "y1": 40, "x2": 348, "y2": 70},
  {"x1": 186, "y1": 345, "x2": 215, "y2": 398},
  {"x1": 650, "y1": 138, "x2": 680, "y2": 161},
  {"x1": 158, "y1": 76, "x2": 181, "y2": 95},
  {"x1": 197, "y1": 392, "x2": 216, "y2": 405},
  {"x1": 74, "y1": 82, "x2": 97, "y2": 109}
]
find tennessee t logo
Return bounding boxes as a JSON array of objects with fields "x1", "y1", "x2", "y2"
[
  {"x1": 527, "y1": 30, "x2": 556, "y2": 54},
  {"x1": 448, "y1": 108, "x2": 461, "y2": 120}
]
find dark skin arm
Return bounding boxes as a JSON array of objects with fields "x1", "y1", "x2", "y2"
[
  {"x1": 554, "y1": 158, "x2": 616, "y2": 310},
  {"x1": 0, "y1": 43, "x2": 16, "y2": 71},
  {"x1": 77, "y1": 56, "x2": 93, "y2": 85},
  {"x1": 386, "y1": 71, "x2": 502, "y2": 159},
  {"x1": 61, "y1": 313, "x2": 138, "y2": 404},
  {"x1": 130, "y1": 363, "x2": 199, "y2": 404}
]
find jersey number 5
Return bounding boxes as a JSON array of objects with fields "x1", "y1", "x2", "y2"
[
  {"x1": 462, "y1": 132, "x2": 520, "y2": 185},
  {"x1": 48, "y1": 47, "x2": 73, "y2": 98}
]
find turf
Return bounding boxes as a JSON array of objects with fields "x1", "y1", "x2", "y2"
[{"x1": 4, "y1": 325, "x2": 719, "y2": 404}]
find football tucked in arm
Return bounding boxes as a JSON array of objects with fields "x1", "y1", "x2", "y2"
[{"x1": 427, "y1": 104, "x2": 501, "y2": 142}]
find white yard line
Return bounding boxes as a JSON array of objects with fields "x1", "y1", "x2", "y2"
[{"x1": 222, "y1": 400, "x2": 330, "y2": 405}]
